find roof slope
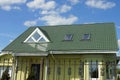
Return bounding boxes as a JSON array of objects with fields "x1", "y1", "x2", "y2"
[{"x1": 2, "y1": 23, "x2": 118, "y2": 53}]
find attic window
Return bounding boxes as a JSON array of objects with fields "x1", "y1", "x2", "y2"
[
  {"x1": 24, "y1": 28, "x2": 49, "y2": 43},
  {"x1": 82, "y1": 34, "x2": 90, "y2": 40},
  {"x1": 64, "y1": 34, "x2": 73, "y2": 41},
  {"x1": 27, "y1": 31, "x2": 46, "y2": 42}
]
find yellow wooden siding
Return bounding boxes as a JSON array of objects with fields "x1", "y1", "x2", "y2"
[
  {"x1": 44, "y1": 54, "x2": 116, "y2": 80},
  {"x1": 0, "y1": 54, "x2": 13, "y2": 66},
  {"x1": 15, "y1": 56, "x2": 44, "y2": 80},
  {"x1": 0, "y1": 54, "x2": 117, "y2": 80}
]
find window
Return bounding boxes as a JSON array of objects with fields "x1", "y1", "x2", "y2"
[
  {"x1": 57, "y1": 67, "x2": 61, "y2": 75},
  {"x1": 25, "y1": 30, "x2": 46, "y2": 42},
  {"x1": 106, "y1": 61, "x2": 115, "y2": 79},
  {"x1": 33, "y1": 32, "x2": 41, "y2": 40},
  {"x1": 64, "y1": 34, "x2": 73, "y2": 41},
  {"x1": 24, "y1": 28, "x2": 49, "y2": 43},
  {"x1": 31, "y1": 64, "x2": 40, "y2": 80},
  {"x1": 82, "y1": 34, "x2": 90, "y2": 40},
  {"x1": 79, "y1": 61, "x2": 84, "y2": 79},
  {"x1": 89, "y1": 61, "x2": 98, "y2": 79}
]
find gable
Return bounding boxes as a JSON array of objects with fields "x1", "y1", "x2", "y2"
[{"x1": 24, "y1": 28, "x2": 50, "y2": 43}]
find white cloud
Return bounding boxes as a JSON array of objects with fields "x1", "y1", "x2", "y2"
[
  {"x1": 1, "y1": 5, "x2": 21, "y2": 11},
  {"x1": 26, "y1": 0, "x2": 77, "y2": 26},
  {"x1": 40, "y1": 4, "x2": 71, "y2": 15},
  {"x1": 69, "y1": 0, "x2": 80, "y2": 5},
  {"x1": 26, "y1": 0, "x2": 56, "y2": 10},
  {"x1": 1, "y1": 5, "x2": 11, "y2": 11},
  {"x1": 118, "y1": 40, "x2": 120, "y2": 47},
  {"x1": 83, "y1": 22, "x2": 96, "y2": 24},
  {"x1": 40, "y1": 10, "x2": 58, "y2": 15},
  {"x1": 0, "y1": 0, "x2": 26, "y2": 5},
  {"x1": 24, "y1": 20, "x2": 37, "y2": 27},
  {"x1": 115, "y1": 25, "x2": 120, "y2": 29},
  {"x1": 59, "y1": 5, "x2": 71, "y2": 13},
  {"x1": 39, "y1": 14, "x2": 78, "y2": 25},
  {"x1": 0, "y1": 0, "x2": 26, "y2": 11},
  {"x1": 85, "y1": 0, "x2": 116, "y2": 10},
  {"x1": 9, "y1": 39, "x2": 13, "y2": 42}
]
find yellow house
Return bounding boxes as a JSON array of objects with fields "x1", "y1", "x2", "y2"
[{"x1": 0, "y1": 23, "x2": 119, "y2": 80}]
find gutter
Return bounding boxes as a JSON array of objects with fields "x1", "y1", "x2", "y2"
[
  {"x1": 12, "y1": 52, "x2": 48, "y2": 56},
  {"x1": 50, "y1": 50, "x2": 118, "y2": 54},
  {"x1": 0, "y1": 51, "x2": 12, "y2": 56}
]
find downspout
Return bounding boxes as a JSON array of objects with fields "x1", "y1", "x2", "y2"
[{"x1": 50, "y1": 51, "x2": 55, "y2": 61}]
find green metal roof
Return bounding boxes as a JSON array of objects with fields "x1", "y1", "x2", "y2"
[{"x1": 2, "y1": 22, "x2": 119, "y2": 53}]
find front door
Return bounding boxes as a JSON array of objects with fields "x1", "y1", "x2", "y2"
[{"x1": 31, "y1": 64, "x2": 40, "y2": 80}]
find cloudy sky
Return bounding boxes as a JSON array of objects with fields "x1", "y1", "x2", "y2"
[{"x1": 0, "y1": 0, "x2": 120, "y2": 54}]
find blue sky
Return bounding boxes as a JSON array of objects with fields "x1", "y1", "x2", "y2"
[{"x1": 0, "y1": 0, "x2": 120, "y2": 54}]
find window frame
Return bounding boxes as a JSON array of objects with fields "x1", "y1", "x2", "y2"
[
  {"x1": 24, "y1": 28, "x2": 50, "y2": 43},
  {"x1": 82, "y1": 34, "x2": 91, "y2": 40},
  {"x1": 89, "y1": 61, "x2": 99, "y2": 79},
  {"x1": 106, "y1": 61, "x2": 115, "y2": 79},
  {"x1": 64, "y1": 34, "x2": 73, "y2": 41}
]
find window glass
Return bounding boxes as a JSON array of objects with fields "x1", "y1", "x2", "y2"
[
  {"x1": 106, "y1": 61, "x2": 115, "y2": 79},
  {"x1": 79, "y1": 61, "x2": 84, "y2": 79},
  {"x1": 26, "y1": 31, "x2": 46, "y2": 43},
  {"x1": 27, "y1": 37, "x2": 34, "y2": 42},
  {"x1": 83, "y1": 34, "x2": 90, "y2": 40},
  {"x1": 31, "y1": 64, "x2": 40, "y2": 80},
  {"x1": 39, "y1": 37, "x2": 46, "y2": 42},
  {"x1": 33, "y1": 32, "x2": 41, "y2": 40},
  {"x1": 64, "y1": 34, "x2": 73, "y2": 41},
  {"x1": 89, "y1": 61, "x2": 98, "y2": 78}
]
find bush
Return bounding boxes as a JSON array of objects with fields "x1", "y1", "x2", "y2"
[
  {"x1": 27, "y1": 68, "x2": 36, "y2": 80},
  {"x1": 0, "y1": 67, "x2": 10, "y2": 80}
]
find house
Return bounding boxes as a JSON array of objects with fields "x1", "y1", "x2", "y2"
[{"x1": 0, "y1": 22, "x2": 119, "y2": 80}]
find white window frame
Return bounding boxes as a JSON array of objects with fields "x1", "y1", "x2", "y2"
[
  {"x1": 89, "y1": 61, "x2": 100, "y2": 80},
  {"x1": 24, "y1": 28, "x2": 50, "y2": 43}
]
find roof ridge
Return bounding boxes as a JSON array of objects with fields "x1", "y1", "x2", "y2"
[{"x1": 29, "y1": 22, "x2": 114, "y2": 28}]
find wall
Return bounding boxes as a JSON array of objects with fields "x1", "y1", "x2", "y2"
[
  {"x1": 0, "y1": 54, "x2": 116, "y2": 80},
  {"x1": 0, "y1": 54, "x2": 13, "y2": 79},
  {"x1": 43, "y1": 54, "x2": 116, "y2": 80}
]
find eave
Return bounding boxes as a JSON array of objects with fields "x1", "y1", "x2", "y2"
[{"x1": 50, "y1": 50, "x2": 118, "y2": 54}]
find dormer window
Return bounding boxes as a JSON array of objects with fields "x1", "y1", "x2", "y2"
[
  {"x1": 24, "y1": 28, "x2": 49, "y2": 43},
  {"x1": 33, "y1": 32, "x2": 41, "y2": 40},
  {"x1": 82, "y1": 34, "x2": 90, "y2": 40},
  {"x1": 64, "y1": 34, "x2": 73, "y2": 41}
]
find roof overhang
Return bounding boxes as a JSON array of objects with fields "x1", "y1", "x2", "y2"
[
  {"x1": 50, "y1": 50, "x2": 118, "y2": 54},
  {"x1": 1, "y1": 51, "x2": 48, "y2": 57},
  {"x1": 12, "y1": 52, "x2": 48, "y2": 56},
  {"x1": 0, "y1": 51, "x2": 12, "y2": 56},
  {"x1": 1, "y1": 50, "x2": 118, "y2": 57}
]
